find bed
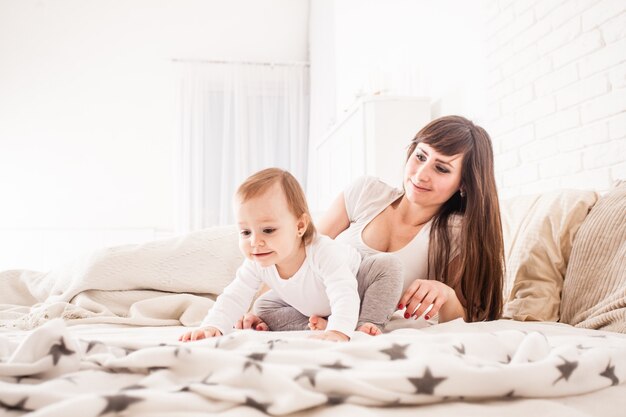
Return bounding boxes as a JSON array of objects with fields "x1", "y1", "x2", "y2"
[{"x1": 1, "y1": 181, "x2": 624, "y2": 416}]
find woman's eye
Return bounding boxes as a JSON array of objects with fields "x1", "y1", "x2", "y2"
[
  {"x1": 416, "y1": 153, "x2": 426, "y2": 162},
  {"x1": 263, "y1": 228, "x2": 276, "y2": 234},
  {"x1": 436, "y1": 166, "x2": 450, "y2": 174}
]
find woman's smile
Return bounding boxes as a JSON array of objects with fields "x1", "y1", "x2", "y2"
[{"x1": 410, "y1": 180, "x2": 431, "y2": 192}]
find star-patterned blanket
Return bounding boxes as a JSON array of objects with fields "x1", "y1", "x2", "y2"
[{"x1": 2, "y1": 319, "x2": 626, "y2": 416}]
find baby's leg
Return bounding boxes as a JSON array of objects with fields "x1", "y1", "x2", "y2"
[
  {"x1": 252, "y1": 290, "x2": 310, "y2": 331},
  {"x1": 308, "y1": 315, "x2": 328, "y2": 330},
  {"x1": 356, "y1": 253, "x2": 403, "y2": 334}
]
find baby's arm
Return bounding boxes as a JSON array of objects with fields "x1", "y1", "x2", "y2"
[
  {"x1": 179, "y1": 326, "x2": 222, "y2": 342},
  {"x1": 179, "y1": 260, "x2": 261, "y2": 341},
  {"x1": 320, "y1": 263, "x2": 360, "y2": 340},
  {"x1": 313, "y1": 241, "x2": 361, "y2": 340},
  {"x1": 310, "y1": 329, "x2": 350, "y2": 342}
]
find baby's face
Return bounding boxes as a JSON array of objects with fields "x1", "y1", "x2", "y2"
[{"x1": 235, "y1": 182, "x2": 305, "y2": 270}]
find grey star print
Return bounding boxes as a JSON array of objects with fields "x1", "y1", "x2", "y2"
[
  {"x1": 408, "y1": 367, "x2": 447, "y2": 395},
  {"x1": 99, "y1": 395, "x2": 142, "y2": 415},
  {"x1": 48, "y1": 338, "x2": 75, "y2": 365},
  {"x1": 243, "y1": 353, "x2": 264, "y2": 372},
  {"x1": 244, "y1": 396, "x2": 270, "y2": 413},
  {"x1": 600, "y1": 363, "x2": 619, "y2": 386},
  {"x1": 380, "y1": 343, "x2": 409, "y2": 360},
  {"x1": 553, "y1": 358, "x2": 578, "y2": 384},
  {"x1": 0, "y1": 397, "x2": 32, "y2": 412},
  {"x1": 321, "y1": 360, "x2": 350, "y2": 370},
  {"x1": 247, "y1": 352, "x2": 267, "y2": 362},
  {"x1": 326, "y1": 393, "x2": 349, "y2": 405},
  {"x1": 295, "y1": 368, "x2": 320, "y2": 386}
]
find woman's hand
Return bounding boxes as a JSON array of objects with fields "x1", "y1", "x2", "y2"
[
  {"x1": 309, "y1": 330, "x2": 350, "y2": 342},
  {"x1": 399, "y1": 279, "x2": 460, "y2": 322},
  {"x1": 235, "y1": 313, "x2": 269, "y2": 331},
  {"x1": 179, "y1": 326, "x2": 222, "y2": 342}
]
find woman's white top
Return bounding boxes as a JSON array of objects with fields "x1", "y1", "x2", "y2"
[
  {"x1": 201, "y1": 235, "x2": 361, "y2": 337},
  {"x1": 336, "y1": 176, "x2": 459, "y2": 293}
]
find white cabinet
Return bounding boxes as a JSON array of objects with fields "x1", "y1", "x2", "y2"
[{"x1": 311, "y1": 96, "x2": 431, "y2": 212}]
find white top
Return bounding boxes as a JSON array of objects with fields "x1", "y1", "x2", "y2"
[
  {"x1": 201, "y1": 235, "x2": 362, "y2": 337},
  {"x1": 336, "y1": 176, "x2": 460, "y2": 292}
]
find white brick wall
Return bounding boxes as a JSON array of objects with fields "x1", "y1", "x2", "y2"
[{"x1": 482, "y1": 0, "x2": 626, "y2": 198}]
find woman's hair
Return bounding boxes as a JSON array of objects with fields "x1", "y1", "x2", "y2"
[
  {"x1": 406, "y1": 115, "x2": 504, "y2": 322},
  {"x1": 236, "y1": 168, "x2": 317, "y2": 245}
]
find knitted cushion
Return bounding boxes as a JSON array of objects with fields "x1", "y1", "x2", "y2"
[{"x1": 560, "y1": 181, "x2": 626, "y2": 332}]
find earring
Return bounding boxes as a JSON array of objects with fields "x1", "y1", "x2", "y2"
[{"x1": 459, "y1": 189, "x2": 466, "y2": 198}]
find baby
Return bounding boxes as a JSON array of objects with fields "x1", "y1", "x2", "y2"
[{"x1": 179, "y1": 168, "x2": 402, "y2": 342}]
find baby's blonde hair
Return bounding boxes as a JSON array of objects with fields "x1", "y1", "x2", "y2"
[{"x1": 236, "y1": 168, "x2": 316, "y2": 245}]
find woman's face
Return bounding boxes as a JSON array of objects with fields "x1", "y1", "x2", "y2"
[{"x1": 404, "y1": 142, "x2": 464, "y2": 208}]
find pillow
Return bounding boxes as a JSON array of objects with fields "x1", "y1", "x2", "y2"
[
  {"x1": 500, "y1": 189, "x2": 598, "y2": 321},
  {"x1": 560, "y1": 181, "x2": 626, "y2": 332}
]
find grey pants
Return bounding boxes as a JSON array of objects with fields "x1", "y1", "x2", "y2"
[{"x1": 252, "y1": 253, "x2": 403, "y2": 332}]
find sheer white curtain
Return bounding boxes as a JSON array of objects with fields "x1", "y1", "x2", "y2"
[{"x1": 175, "y1": 61, "x2": 309, "y2": 232}]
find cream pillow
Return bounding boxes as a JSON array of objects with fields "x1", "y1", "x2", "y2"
[
  {"x1": 501, "y1": 190, "x2": 598, "y2": 321},
  {"x1": 560, "y1": 181, "x2": 626, "y2": 332}
]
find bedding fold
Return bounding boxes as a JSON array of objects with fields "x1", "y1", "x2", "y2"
[{"x1": 0, "y1": 226, "x2": 243, "y2": 329}]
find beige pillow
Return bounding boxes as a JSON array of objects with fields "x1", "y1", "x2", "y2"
[
  {"x1": 501, "y1": 189, "x2": 598, "y2": 321},
  {"x1": 560, "y1": 181, "x2": 626, "y2": 332}
]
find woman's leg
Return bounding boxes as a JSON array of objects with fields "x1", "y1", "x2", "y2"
[
  {"x1": 356, "y1": 253, "x2": 404, "y2": 332},
  {"x1": 252, "y1": 290, "x2": 310, "y2": 331}
]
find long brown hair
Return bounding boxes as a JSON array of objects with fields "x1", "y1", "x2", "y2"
[
  {"x1": 407, "y1": 116, "x2": 504, "y2": 321},
  {"x1": 236, "y1": 168, "x2": 317, "y2": 245}
]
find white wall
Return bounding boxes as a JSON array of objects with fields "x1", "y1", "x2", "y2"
[
  {"x1": 0, "y1": 0, "x2": 309, "y2": 271},
  {"x1": 482, "y1": 0, "x2": 626, "y2": 198},
  {"x1": 308, "y1": 0, "x2": 488, "y2": 145},
  {"x1": 308, "y1": 0, "x2": 337, "y2": 151}
]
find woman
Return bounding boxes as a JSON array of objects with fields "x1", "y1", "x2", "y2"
[{"x1": 238, "y1": 115, "x2": 504, "y2": 330}]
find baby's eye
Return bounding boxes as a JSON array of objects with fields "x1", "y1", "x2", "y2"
[
  {"x1": 262, "y1": 228, "x2": 276, "y2": 234},
  {"x1": 240, "y1": 230, "x2": 251, "y2": 237}
]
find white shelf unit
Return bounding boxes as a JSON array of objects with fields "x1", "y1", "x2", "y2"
[{"x1": 312, "y1": 96, "x2": 431, "y2": 212}]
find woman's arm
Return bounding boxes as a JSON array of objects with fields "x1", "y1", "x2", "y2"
[
  {"x1": 438, "y1": 255, "x2": 467, "y2": 322},
  {"x1": 316, "y1": 192, "x2": 351, "y2": 238},
  {"x1": 437, "y1": 287, "x2": 467, "y2": 323},
  {"x1": 399, "y1": 256, "x2": 467, "y2": 323}
]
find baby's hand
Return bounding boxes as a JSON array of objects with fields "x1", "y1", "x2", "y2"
[
  {"x1": 309, "y1": 330, "x2": 350, "y2": 342},
  {"x1": 179, "y1": 326, "x2": 222, "y2": 342}
]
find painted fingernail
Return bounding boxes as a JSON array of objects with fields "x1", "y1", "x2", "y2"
[
  {"x1": 397, "y1": 303, "x2": 404, "y2": 310},
  {"x1": 404, "y1": 312, "x2": 410, "y2": 319},
  {"x1": 425, "y1": 315, "x2": 430, "y2": 320}
]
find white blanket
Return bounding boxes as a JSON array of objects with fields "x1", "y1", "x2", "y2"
[
  {"x1": 1, "y1": 319, "x2": 626, "y2": 416},
  {"x1": 0, "y1": 226, "x2": 243, "y2": 330}
]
